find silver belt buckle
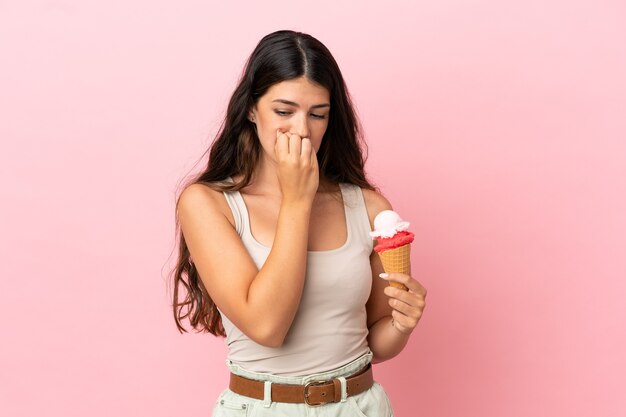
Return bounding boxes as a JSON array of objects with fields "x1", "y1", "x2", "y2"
[{"x1": 304, "y1": 379, "x2": 332, "y2": 407}]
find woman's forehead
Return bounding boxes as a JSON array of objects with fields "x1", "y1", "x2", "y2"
[{"x1": 263, "y1": 77, "x2": 330, "y2": 103}]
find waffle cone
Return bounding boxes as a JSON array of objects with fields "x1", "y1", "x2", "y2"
[{"x1": 378, "y1": 243, "x2": 411, "y2": 290}]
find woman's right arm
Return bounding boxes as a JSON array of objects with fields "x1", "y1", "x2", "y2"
[{"x1": 177, "y1": 131, "x2": 318, "y2": 348}]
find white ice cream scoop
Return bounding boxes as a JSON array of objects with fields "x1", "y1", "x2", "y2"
[{"x1": 369, "y1": 210, "x2": 410, "y2": 238}]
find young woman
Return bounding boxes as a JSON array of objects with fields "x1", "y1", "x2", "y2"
[{"x1": 172, "y1": 30, "x2": 427, "y2": 416}]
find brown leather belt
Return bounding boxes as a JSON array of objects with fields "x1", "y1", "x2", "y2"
[{"x1": 229, "y1": 363, "x2": 374, "y2": 406}]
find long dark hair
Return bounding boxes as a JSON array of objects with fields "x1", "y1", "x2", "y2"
[{"x1": 169, "y1": 30, "x2": 381, "y2": 337}]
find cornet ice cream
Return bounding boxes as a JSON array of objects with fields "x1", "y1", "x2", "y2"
[{"x1": 370, "y1": 210, "x2": 414, "y2": 290}]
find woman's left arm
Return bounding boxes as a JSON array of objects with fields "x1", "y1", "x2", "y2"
[{"x1": 362, "y1": 189, "x2": 428, "y2": 364}]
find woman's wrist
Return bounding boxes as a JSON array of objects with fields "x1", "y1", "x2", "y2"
[{"x1": 391, "y1": 317, "x2": 413, "y2": 336}]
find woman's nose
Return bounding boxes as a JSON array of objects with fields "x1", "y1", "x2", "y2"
[{"x1": 292, "y1": 113, "x2": 310, "y2": 139}]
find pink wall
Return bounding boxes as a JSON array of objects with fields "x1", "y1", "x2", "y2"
[{"x1": 2, "y1": 1, "x2": 625, "y2": 416}]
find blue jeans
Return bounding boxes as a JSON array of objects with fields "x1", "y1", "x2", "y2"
[{"x1": 211, "y1": 350, "x2": 395, "y2": 416}]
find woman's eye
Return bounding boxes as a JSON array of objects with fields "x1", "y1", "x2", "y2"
[{"x1": 274, "y1": 110, "x2": 326, "y2": 120}]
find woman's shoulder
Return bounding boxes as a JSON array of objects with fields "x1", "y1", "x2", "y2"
[
  {"x1": 177, "y1": 182, "x2": 236, "y2": 228},
  {"x1": 179, "y1": 181, "x2": 228, "y2": 205}
]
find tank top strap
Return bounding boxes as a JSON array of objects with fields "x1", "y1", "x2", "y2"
[
  {"x1": 222, "y1": 176, "x2": 246, "y2": 236},
  {"x1": 338, "y1": 182, "x2": 375, "y2": 253}
]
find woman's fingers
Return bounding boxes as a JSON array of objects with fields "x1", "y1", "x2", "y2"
[
  {"x1": 275, "y1": 130, "x2": 289, "y2": 159},
  {"x1": 381, "y1": 272, "x2": 427, "y2": 297},
  {"x1": 300, "y1": 137, "x2": 312, "y2": 160},
  {"x1": 274, "y1": 130, "x2": 319, "y2": 205},
  {"x1": 388, "y1": 296, "x2": 420, "y2": 316},
  {"x1": 288, "y1": 132, "x2": 302, "y2": 157},
  {"x1": 276, "y1": 131, "x2": 315, "y2": 162},
  {"x1": 382, "y1": 275, "x2": 427, "y2": 335},
  {"x1": 310, "y1": 142, "x2": 318, "y2": 167},
  {"x1": 391, "y1": 310, "x2": 416, "y2": 335},
  {"x1": 298, "y1": 137, "x2": 317, "y2": 172},
  {"x1": 384, "y1": 285, "x2": 421, "y2": 305}
]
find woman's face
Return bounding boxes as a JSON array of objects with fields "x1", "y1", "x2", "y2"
[{"x1": 248, "y1": 76, "x2": 330, "y2": 158}]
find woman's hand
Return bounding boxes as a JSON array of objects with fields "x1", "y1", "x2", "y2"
[
  {"x1": 274, "y1": 130, "x2": 319, "y2": 205},
  {"x1": 380, "y1": 272, "x2": 427, "y2": 335}
]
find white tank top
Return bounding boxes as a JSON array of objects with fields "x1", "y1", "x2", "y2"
[{"x1": 218, "y1": 176, "x2": 374, "y2": 376}]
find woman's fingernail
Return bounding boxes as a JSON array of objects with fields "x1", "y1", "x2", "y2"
[{"x1": 379, "y1": 273, "x2": 389, "y2": 279}]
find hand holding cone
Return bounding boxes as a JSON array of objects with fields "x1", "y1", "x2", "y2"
[{"x1": 369, "y1": 210, "x2": 414, "y2": 291}]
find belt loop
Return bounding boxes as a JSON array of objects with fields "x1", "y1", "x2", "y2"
[
  {"x1": 337, "y1": 376, "x2": 348, "y2": 402},
  {"x1": 263, "y1": 381, "x2": 272, "y2": 408}
]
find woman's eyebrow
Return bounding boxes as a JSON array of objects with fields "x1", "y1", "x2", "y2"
[{"x1": 271, "y1": 99, "x2": 330, "y2": 109}]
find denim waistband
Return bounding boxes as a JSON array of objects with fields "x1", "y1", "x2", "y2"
[{"x1": 225, "y1": 350, "x2": 374, "y2": 385}]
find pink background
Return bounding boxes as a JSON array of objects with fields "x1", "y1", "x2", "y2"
[{"x1": 1, "y1": 1, "x2": 625, "y2": 416}]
